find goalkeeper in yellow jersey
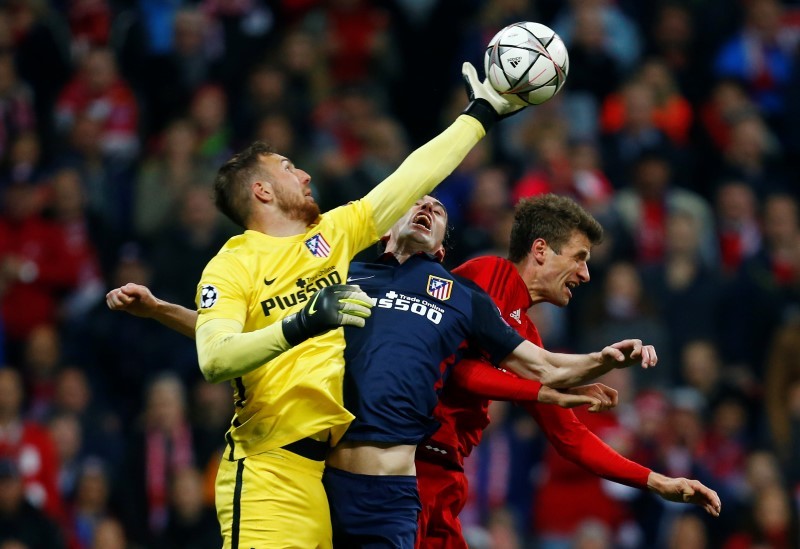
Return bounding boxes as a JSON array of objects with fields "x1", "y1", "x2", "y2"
[{"x1": 136, "y1": 63, "x2": 526, "y2": 548}]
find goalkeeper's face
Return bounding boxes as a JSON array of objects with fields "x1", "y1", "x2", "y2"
[
  {"x1": 388, "y1": 196, "x2": 448, "y2": 256},
  {"x1": 267, "y1": 155, "x2": 320, "y2": 225}
]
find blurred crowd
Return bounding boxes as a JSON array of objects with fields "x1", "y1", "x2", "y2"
[{"x1": 0, "y1": 0, "x2": 799, "y2": 548}]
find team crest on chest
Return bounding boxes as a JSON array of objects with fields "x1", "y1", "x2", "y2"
[
  {"x1": 426, "y1": 275, "x2": 453, "y2": 301},
  {"x1": 305, "y1": 233, "x2": 331, "y2": 258}
]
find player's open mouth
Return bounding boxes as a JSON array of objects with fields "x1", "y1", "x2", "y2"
[{"x1": 411, "y1": 212, "x2": 432, "y2": 232}]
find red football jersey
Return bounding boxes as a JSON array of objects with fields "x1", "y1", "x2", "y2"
[{"x1": 417, "y1": 256, "x2": 651, "y2": 489}]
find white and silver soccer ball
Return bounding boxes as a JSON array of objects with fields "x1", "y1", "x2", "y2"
[{"x1": 484, "y1": 21, "x2": 569, "y2": 106}]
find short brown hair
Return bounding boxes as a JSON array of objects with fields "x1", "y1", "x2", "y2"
[
  {"x1": 213, "y1": 141, "x2": 275, "y2": 228},
  {"x1": 508, "y1": 194, "x2": 603, "y2": 262}
]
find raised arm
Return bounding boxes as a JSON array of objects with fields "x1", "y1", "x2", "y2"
[
  {"x1": 363, "y1": 62, "x2": 525, "y2": 236},
  {"x1": 106, "y1": 283, "x2": 197, "y2": 338},
  {"x1": 501, "y1": 339, "x2": 658, "y2": 388}
]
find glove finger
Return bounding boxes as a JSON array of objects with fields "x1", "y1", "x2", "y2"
[
  {"x1": 339, "y1": 295, "x2": 375, "y2": 308},
  {"x1": 333, "y1": 285, "x2": 373, "y2": 302},
  {"x1": 340, "y1": 301, "x2": 372, "y2": 319},
  {"x1": 340, "y1": 313, "x2": 367, "y2": 328},
  {"x1": 461, "y1": 61, "x2": 480, "y2": 100}
]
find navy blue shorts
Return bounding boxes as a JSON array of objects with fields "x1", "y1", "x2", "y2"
[{"x1": 323, "y1": 466, "x2": 421, "y2": 549}]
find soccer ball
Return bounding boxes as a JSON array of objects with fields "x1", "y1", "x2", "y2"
[{"x1": 484, "y1": 21, "x2": 569, "y2": 106}]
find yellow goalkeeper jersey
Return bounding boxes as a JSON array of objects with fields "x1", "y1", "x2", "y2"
[{"x1": 195, "y1": 114, "x2": 485, "y2": 461}]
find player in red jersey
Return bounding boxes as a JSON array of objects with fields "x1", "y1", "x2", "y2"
[{"x1": 415, "y1": 194, "x2": 721, "y2": 549}]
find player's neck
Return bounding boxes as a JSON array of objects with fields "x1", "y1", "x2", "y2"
[
  {"x1": 247, "y1": 211, "x2": 313, "y2": 237},
  {"x1": 514, "y1": 257, "x2": 546, "y2": 305},
  {"x1": 384, "y1": 241, "x2": 430, "y2": 264}
]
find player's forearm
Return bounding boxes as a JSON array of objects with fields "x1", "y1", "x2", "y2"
[
  {"x1": 363, "y1": 115, "x2": 485, "y2": 235},
  {"x1": 195, "y1": 318, "x2": 291, "y2": 383},
  {"x1": 503, "y1": 341, "x2": 611, "y2": 388},
  {"x1": 151, "y1": 300, "x2": 198, "y2": 339},
  {"x1": 521, "y1": 402, "x2": 651, "y2": 489},
  {"x1": 452, "y1": 359, "x2": 542, "y2": 401}
]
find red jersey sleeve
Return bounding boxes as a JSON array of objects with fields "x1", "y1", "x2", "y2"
[
  {"x1": 450, "y1": 358, "x2": 541, "y2": 401},
  {"x1": 520, "y1": 400, "x2": 651, "y2": 489}
]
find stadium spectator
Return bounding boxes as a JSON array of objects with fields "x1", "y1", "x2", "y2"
[
  {"x1": 640, "y1": 210, "x2": 722, "y2": 367},
  {"x1": 65, "y1": 459, "x2": 113, "y2": 549},
  {"x1": 0, "y1": 179, "x2": 78, "y2": 352},
  {"x1": 579, "y1": 261, "x2": 673, "y2": 390},
  {"x1": 714, "y1": 180, "x2": 762, "y2": 275},
  {"x1": 764, "y1": 320, "x2": 800, "y2": 486},
  {"x1": 301, "y1": 0, "x2": 392, "y2": 87},
  {"x1": 116, "y1": 373, "x2": 197, "y2": 546},
  {"x1": 716, "y1": 112, "x2": 788, "y2": 199},
  {"x1": 47, "y1": 413, "x2": 84, "y2": 501},
  {"x1": 20, "y1": 324, "x2": 61, "y2": 422},
  {"x1": 723, "y1": 483, "x2": 799, "y2": 549},
  {"x1": 721, "y1": 193, "x2": 800, "y2": 369},
  {"x1": 0, "y1": 51, "x2": 36, "y2": 167},
  {"x1": 149, "y1": 185, "x2": 233, "y2": 311},
  {"x1": 0, "y1": 369, "x2": 62, "y2": 521},
  {"x1": 187, "y1": 85, "x2": 232, "y2": 169},
  {"x1": 1, "y1": 131, "x2": 48, "y2": 188},
  {"x1": 666, "y1": 513, "x2": 709, "y2": 549},
  {"x1": 49, "y1": 367, "x2": 123, "y2": 467},
  {"x1": 46, "y1": 168, "x2": 106, "y2": 321},
  {"x1": 600, "y1": 82, "x2": 676, "y2": 188},
  {"x1": 600, "y1": 59, "x2": 693, "y2": 148},
  {"x1": 139, "y1": 7, "x2": 223, "y2": 136},
  {"x1": 713, "y1": 0, "x2": 794, "y2": 126},
  {"x1": 552, "y1": 0, "x2": 642, "y2": 72},
  {"x1": 154, "y1": 466, "x2": 220, "y2": 549},
  {"x1": 55, "y1": 47, "x2": 139, "y2": 161},
  {"x1": 89, "y1": 516, "x2": 126, "y2": 549},
  {"x1": 611, "y1": 148, "x2": 715, "y2": 266},
  {"x1": 0, "y1": 456, "x2": 65, "y2": 548}
]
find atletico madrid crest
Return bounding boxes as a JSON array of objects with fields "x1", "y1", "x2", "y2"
[
  {"x1": 426, "y1": 275, "x2": 453, "y2": 301},
  {"x1": 305, "y1": 233, "x2": 331, "y2": 258}
]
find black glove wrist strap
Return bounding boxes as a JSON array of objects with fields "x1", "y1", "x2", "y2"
[
  {"x1": 281, "y1": 313, "x2": 306, "y2": 347},
  {"x1": 462, "y1": 99, "x2": 498, "y2": 132}
]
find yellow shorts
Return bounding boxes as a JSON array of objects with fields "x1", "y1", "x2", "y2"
[{"x1": 215, "y1": 447, "x2": 332, "y2": 549}]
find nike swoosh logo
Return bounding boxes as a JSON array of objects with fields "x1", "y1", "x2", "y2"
[
  {"x1": 346, "y1": 276, "x2": 375, "y2": 283},
  {"x1": 264, "y1": 277, "x2": 277, "y2": 285},
  {"x1": 307, "y1": 292, "x2": 320, "y2": 315}
]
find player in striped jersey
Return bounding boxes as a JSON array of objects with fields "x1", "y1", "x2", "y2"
[{"x1": 415, "y1": 194, "x2": 722, "y2": 549}]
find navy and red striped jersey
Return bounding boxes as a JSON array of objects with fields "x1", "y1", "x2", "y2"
[{"x1": 340, "y1": 253, "x2": 524, "y2": 445}]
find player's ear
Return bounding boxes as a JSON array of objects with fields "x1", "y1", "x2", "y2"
[
  {"x1": 531, "y1": 238, "x2": 548, "y2": 264},
  {"x1": 252, "y1": 180, "x2": 273, "y2": 204}
]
